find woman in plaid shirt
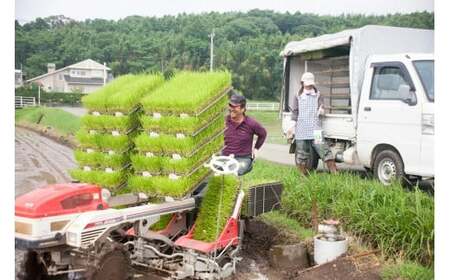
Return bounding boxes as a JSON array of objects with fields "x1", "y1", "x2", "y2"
[{"x1": 289, "y1": 72, "x2": 338, "y2": 175}]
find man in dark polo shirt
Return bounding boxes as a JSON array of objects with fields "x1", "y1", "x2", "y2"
[{"x1": 222, "y1": 94, "x2": 267, "y2": 175}]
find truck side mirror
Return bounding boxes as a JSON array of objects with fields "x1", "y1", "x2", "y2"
[{"x1": 398, "y1": 84, "x2": 417, "y2": 106}]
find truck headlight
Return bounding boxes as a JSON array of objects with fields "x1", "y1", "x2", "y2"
[{"x1": 67, "y1": 232, "x2": 77, "y2": 245}]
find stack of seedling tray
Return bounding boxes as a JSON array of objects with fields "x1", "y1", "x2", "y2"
[
  {"x1": 128, "y1": 71, "x2": 232, "y2": 197},
  {"x1": 71, "y1": 74, "x2": 164, "y2": 191}
]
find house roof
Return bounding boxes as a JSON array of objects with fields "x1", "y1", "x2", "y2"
[
  {"x1": 64, "y1": 75, "x2": 105, "y2": 85},
  {"x1": 26, "y1": 59, "x2": 111, "y2": 82}
]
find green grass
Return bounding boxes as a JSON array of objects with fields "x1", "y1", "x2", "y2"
[
  {"x1": 381, "y1": 261, "x2": 434, "y2": 280},
  {"x1": 250, "y1": 160, "x2": 434, "y2": 266},
  {"x1": 141, "y1": 71, "x2": 231, "y2": 115},
  {"x1": 15, "y1": 107, "x2": 80, "y2": 135},
  {"x1": 246, "y1": 111, "x2": 285, "y2": 145},
  {"x1": 258, "y1": 211, "x2": 314, "y2": 240},
  {"x1": 192, "y1": 175, "x2": 240, "y2": 242}
]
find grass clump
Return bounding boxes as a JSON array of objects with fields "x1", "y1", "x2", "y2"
[
  {"x1": 76, "y1": 130, "x2": 133, "y2": 152},
  {"x1": 141, "y1": 71, "x2": 231, "y2": 115},
  {"x1": 258, "y1": 211, "x2": 314, "y2": 240},
  {"x1": 381, "y1": 261, "x2": 434, "y2": 280},
  {"x1": 192, "y1": 175, "x2": 240, "y2": 242},
  {"x1": 15, "y1": 107, "x2": 80, "y2": 135}
]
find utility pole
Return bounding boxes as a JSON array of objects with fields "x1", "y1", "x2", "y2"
[
  {"x1": 208, "y1": 29, "x2": 215, "y2": 72},
  {"x1": 38, "y1": 84, "x2": 41, "y2": 106},
  {"x1": 103, "y1": 62, "x2": 107, "y2": 86}
]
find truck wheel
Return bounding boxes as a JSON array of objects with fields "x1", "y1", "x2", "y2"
[{"x1": 373, "y1": 150, "x2": 405, "y2": 185}]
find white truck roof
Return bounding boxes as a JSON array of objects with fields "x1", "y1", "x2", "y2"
[{"x1": 281, "y1": 25, "x2": 434, "y2": 122}]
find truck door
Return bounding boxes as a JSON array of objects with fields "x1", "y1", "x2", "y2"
[{"x1": 358, "y1": 62, "x2": 422, "y2": 178}]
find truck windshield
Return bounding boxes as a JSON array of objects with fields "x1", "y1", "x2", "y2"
[{"x1": 414, "y1": 60, "x2": 434, "y2": 102}]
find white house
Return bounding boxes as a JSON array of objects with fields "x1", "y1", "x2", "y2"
[{"x1": 26, "y1": 59, "x2": 112, "y2": 93}]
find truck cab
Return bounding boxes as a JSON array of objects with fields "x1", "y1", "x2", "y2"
[
  {"x1": 357, "y1": 54, "x2": 434, "y2": 184},
  {"x1": 280, "y1": 25, "x2": 434, "y2": 184}
]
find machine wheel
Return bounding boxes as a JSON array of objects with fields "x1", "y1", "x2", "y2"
[
  {"x1": 85, "y1": 242, "x2": 132, "y2": 280},
  {"x1": 373, "y1": 149, "x2": 405, "y2": 185},
  {"x1": 18, "y1": 250, "x2": 51, "y2": 280}
]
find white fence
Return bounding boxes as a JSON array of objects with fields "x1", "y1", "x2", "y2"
[
  {"x1": 15, "y1": 96, "x2": 36, "y2": 108},
  {"x1": 247, "y1": 102, "x2": 280, "y2": 111}
]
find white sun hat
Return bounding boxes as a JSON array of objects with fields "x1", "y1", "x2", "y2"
[{"x1": 301, "y1": 72, "x2": 315, "y2": 86}]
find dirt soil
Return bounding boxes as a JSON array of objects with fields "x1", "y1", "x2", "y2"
[{"x1": 14, "y1": 127, "x2": 382, "y2": 280}]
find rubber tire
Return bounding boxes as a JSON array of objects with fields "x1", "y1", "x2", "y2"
[
  {"x1": 373, "y1": 149, "x2": 405, "y2": 185},
  {"x1": 18, "y1": 250, "x2": 50, "y2": 280}
]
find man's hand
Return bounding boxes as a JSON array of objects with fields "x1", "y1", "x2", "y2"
[
  {"x1": 252, "y1": 148, "x2": 258, "y2": 160},
  {"x1": 286, "y1": 126, "x2": 295, "y2": 140},
  {"x1": 317, "y1": 104, "x2": 325, "y2": 116}
]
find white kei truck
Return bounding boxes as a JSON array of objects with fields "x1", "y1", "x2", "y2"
[{"x1": 280, "y1": 25, "x2": 434, "y2": 185}]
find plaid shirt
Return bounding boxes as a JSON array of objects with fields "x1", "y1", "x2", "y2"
[{"x1": 293, "y1": 91, "x2": 323, "y2": 140}]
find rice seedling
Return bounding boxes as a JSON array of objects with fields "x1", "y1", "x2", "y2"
[
  {"x1": 160, "y1": 136, "x2": 223, "y2": 175},
  {"x1": 128, "y1": 167, "x2": 210, "y2": 197},
  {"x1": 140, "y1": 94, "x2": 228, "y2": 135},
  {"x1": 74, "y1": 150, "x2": 129, "y2": 169},
  {"x1": 192, "y1": 175, "x2": 240, "y2": 242},
  {"x1": 134, "y1": 115, "x2": 224, "y2": 156},
  {"x1": 106, "y1": 74, "x2": 164, "y2": 113},
  {"x1": 70, "y1": 168, "x2": 128, "y2": 190},
  {"x1": 150, "y1": 214, "x2": 173, "y2": 231},
  {"x1": 82, "y1": 74, "x2": 138, "y2": 112},
  {"x1": 81, "y1": 114, "x2": 139, "y2": 133},
  {"x1": 76, "y1": 130, "x2": 134, "y2": 152},
  {"x1": 130, "y1": 154, "x2": 162, "y2": 174},
  {"x1": 141, "y1": 71, "x2": 231, "y2": 115}
]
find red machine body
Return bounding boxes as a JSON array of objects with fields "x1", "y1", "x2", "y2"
[
  {"x1": 15, "y1": 183, "x2": 108, "y2": 218},
  {"x1": 175, "y1": 217, "x2": 239, "y2": 254}
]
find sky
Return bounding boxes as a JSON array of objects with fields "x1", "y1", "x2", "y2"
[{"x1": 15, "y1": 0, "x2": 434, "y2": 23}]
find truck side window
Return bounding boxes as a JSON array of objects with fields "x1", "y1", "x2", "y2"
[
  {"x1": 61, "y1": 193, "x2": 94, "y2": 209},
  {"x1": 370, "y1": 67, "x2": 409, "y2": 100}
]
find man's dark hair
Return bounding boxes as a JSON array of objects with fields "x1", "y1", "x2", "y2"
[{"x1": 229, "y1": 94, "x2": 246, "y2": 108}]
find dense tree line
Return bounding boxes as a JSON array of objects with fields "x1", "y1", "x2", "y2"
[{"x1": 15, "y1": 10, "x2": 433, "y2": 100}]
